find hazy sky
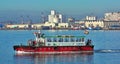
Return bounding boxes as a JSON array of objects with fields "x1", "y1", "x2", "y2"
[
  {"x1": 0, "y1": 0, "x2": 120, "y2": 22},
  {"x1": 0, "y1": 0, "x2": 119, "y2": 14}
]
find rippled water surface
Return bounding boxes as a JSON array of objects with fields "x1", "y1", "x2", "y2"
[{"x1": 0, "y1": 30, "x2": 120, "y2": 64}]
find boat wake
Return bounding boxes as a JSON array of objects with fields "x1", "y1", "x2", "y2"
[{"x1": 95, "y1": 49, "x2": 120, "y2": 53}]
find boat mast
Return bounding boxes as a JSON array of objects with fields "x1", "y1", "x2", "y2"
[{"x1": 34, "y1": 31, "x2": 45, "y2": 46}]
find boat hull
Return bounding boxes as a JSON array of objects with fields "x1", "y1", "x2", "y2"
[{"x1": 13, "y1": 45, "x2": 94, "y2": 54}]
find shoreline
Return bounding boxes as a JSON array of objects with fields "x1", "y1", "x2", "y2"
[{"x1": 1, "y1": 28, "x2": 120, "y2": 30}]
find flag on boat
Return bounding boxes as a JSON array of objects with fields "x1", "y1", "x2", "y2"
[{"x1": 84, "y1": 30, "x2": 89, "y2": 35}]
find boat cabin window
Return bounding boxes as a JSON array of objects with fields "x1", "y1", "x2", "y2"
[
  {"x1": 48, "y1": 43, "x2": 51, "y2": 46},
  {"x1": 78, "y1": 38, "x2": 84, "y2": 42},
  {"x1": 64, "y1": 38, "x2": 69, "y2": 42},
  {"x1": 70, "y1": 38, "x2": 75, "y2": 42},
  {"x1": 47, "y1": 38, "x2": 51, "y2": 42},
  {"x1": 81, "y1": 38, "x2": 84, "y2": 42},
  {"x1": 79, "y1": 38, "x2": 82, "y2": 42},
  {"x1": 76, "y1": 38, "x2": 79, "y2": 42},
  {"x1": 46, "y1": 36, "x2": 85, "y2": 42},
  {"x1": 53, "y1": 38, "x2": 57, "y2": 42},
  {"x1": 58, "y1": 38, "x2": 63, "y2": 42}
]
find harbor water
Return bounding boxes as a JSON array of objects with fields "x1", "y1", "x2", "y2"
[{"x1": 0, "y1": 30, "x2": 120, "y2": 64}]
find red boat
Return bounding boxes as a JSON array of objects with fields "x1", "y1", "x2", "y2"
[{"x1": 13, "y1": 31, "x2": 94, "y2": 54}]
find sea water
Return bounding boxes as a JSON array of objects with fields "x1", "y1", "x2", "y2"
[{"x1": 0, "y1": 30, "x2": 120, "y2": 64}]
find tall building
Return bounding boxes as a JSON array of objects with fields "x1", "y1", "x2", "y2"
[
  {"x1": 59, "y1": 14, "x2": 62, "y2": 23},
  {"x1": 51, "y1": 10, "x2": 55, "y2": 15},
  {"x1": 48, "y1": 10, "x2": 62, "y2": 23},
  {"x1": 104, "y1": 12, "x2": 120, "y2": 21}
]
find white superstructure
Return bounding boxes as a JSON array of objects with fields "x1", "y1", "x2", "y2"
[{"x1": 104, "y1": 12, "x2": 120, "y2": 21}]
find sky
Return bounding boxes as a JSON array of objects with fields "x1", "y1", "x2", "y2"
[{"x1": 0, "y1": 0, "x2": 120, "y2": 22}]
